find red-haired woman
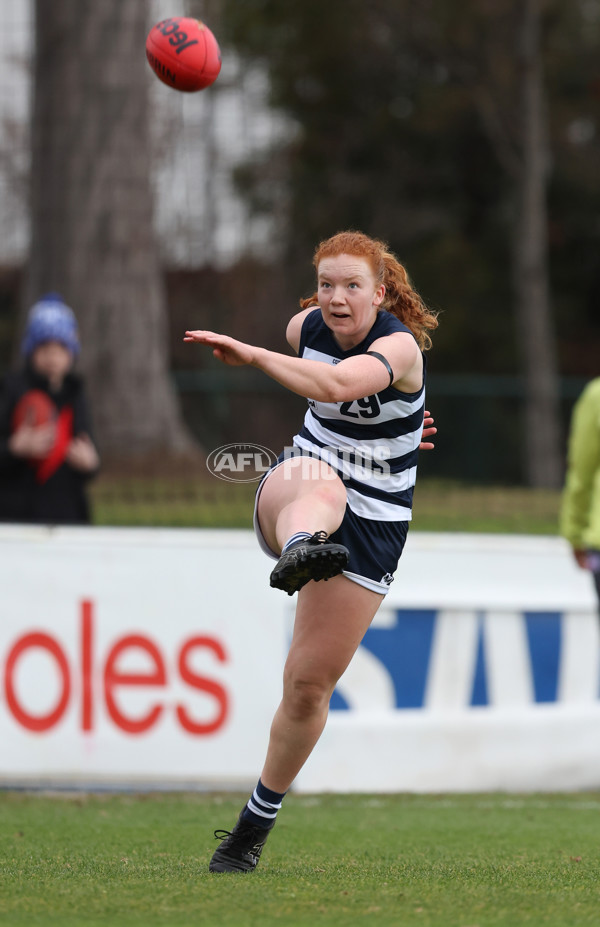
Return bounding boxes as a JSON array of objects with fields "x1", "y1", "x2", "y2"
[{"x1": 185, "y1": 231, "x2": 438, "y2": 872}]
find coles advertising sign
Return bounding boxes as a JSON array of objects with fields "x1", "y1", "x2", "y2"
[
  {"x1": 5, "y1": 600, "x2": 229, "y2": 737},
  {"x1": 2, "y1": 526, "x2": 599, "y2": 792},
  {"x1": 0, "y1": 526, "x2": 286, "y2": 787}
]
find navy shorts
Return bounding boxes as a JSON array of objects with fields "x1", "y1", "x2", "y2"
[{"x1": 253, "y1": 458, "x2": 410, "y2": 595}]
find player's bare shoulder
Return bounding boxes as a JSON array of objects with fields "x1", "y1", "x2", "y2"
[
  {"x1": 286, "y1": 306, "x2": 319, "y2": 354},
  {"x1": 371, "y1": 330, "x2": 423, "y2": 393}
]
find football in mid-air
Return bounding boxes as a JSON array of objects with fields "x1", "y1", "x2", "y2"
[{"x1": 146, "y1": 17, "x2": 222, "y2": 92}]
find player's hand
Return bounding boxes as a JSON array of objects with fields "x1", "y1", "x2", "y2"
[
  {"x1": 66, "y1": 433, "x2": 100, "y2": 473},
  {"x1": 183, "y1": 330, "x2": 255, "y2": 366},
  {"x1": 9, "y1": 422, "x2": 56, "y2": 459},
  {"x1": 573, "y1": 548, "x2": 590, "y2": 570},
  {"x1": 419, "y1": 410, "x2": 437, "y2": 451}
]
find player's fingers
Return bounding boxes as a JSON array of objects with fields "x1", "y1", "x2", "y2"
[{"x1": 184, "y1": 329, "x2": 219, "y2": 339}]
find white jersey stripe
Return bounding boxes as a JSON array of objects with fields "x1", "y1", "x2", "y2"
[
  {"x1": 293, "y1": 433, "x2": 418, "y2": 492},
  {"x1": 298, "y1": 415, "x2": 421, "y2": 462},
  {"x1": 345, "y1": 488, "x2": 413, "y2": 521}
]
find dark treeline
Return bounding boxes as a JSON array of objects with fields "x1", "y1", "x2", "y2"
[
  {"x1": 217, "y1": 0, "x2": 600, "y2": 375},
  {"x1": 207, "y1": 0, "x2": 600, "y2": 486},
  {"x1": 2, "y1": 1, "x2": 599, "y2": 486}
]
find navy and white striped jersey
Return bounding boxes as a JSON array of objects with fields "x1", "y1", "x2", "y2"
[{"x1": 291, "y1": 308, "x2": 425, "y2": 522}]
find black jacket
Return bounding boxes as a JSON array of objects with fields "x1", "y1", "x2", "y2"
[{"x1": 0, "y1": 366, "x2": 97, "y2": 524}]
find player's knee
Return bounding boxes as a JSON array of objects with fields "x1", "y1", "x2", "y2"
[
  {"x1": 312, "y1": 480, "x2": 347, "y2": 518},
  {"x1": 283, "y1": 674, "x2": 331, "y2": 721}
]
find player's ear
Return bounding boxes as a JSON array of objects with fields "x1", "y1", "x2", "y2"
[{"x1": 374, "y1": 284, "x2": 385, "y2": 307}]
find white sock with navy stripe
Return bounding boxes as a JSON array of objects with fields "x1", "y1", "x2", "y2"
[
  {"x1": 281, "y1": 532, "x2": 312, "y2": 554},
  {"x1": 242, "y1": 778, "x2": 287, "y2": 829}
]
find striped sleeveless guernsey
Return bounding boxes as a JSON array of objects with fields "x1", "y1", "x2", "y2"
[{"x1": 292, "y1": 308, "x2": 425, "y2": 522}]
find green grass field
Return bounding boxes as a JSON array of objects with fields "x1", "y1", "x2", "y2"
[
  {"x1": 1, "y1": 791, "x2": 597, "y2": 927},
  {"x1": 90, "y1": 476, "x2": 562, "y2": 535}
]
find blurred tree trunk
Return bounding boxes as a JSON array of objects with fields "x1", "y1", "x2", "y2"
[
  {"x1": 512, "y1": 0, "x2": 562, "y2": 488},
  {"x1": 26, "y1": 0, "x2": 196, "y2": 458},
  {"x1": 460, "y1": 0, "x2": 562, "y2": 487}
]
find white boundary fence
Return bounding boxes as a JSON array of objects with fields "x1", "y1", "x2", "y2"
[{"x1": 1, "y1": 526, "x2": 599, "y2": 792}]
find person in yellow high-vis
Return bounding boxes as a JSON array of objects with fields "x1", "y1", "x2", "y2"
[{"x1": 560, "y1": 377, "x2": 600, "y2": 609}]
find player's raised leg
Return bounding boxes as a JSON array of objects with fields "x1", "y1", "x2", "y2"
[
  {"x1": 257, "y1": 457, "x2": 350, "y2": 595},
  {"x1": 258, "y1": 456, "x2": 346, "y2": 551}
]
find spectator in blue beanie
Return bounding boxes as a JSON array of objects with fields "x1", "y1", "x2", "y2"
[{"x1": 0, "y1": 293, "x2": 99, "y2": 524}]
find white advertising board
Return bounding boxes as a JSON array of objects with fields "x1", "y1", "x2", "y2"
[
  {"x1": 0, "y1": 526, "x2": 285, "y2": 789},
  {"x1": 1, "y1": 526, "x2": 599, "y2": 792}
]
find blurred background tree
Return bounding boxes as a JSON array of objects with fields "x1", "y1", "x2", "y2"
[
  {"x1": 1, "y1": 0, "x2": 599, "y2": 493},
  {"x1": 26, "y1": 0, "x2": 195, "y2": 459},
  {"x1": 219, "y1": 0, "x2": 600, "y2": 487}
]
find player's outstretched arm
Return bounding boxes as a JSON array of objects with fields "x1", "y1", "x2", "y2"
[
  {"x1": 185, "y1": 327, "x2": 422, "y2": 403},
  {"x1": 184, "y1": 330, "x2": 255, "y2": 366}
]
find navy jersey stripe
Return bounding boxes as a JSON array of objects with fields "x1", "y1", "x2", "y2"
[
  {"x1": 305, "y1": 406, "x2": 424, "y2": 441},
  {"x1": 379, "y1": 382, "x2": 425, "y2": 404},
  {"x1": 343, "y1": 476, "x2": 415, "y2": 508},
  {"x1": 293, "y1": 427, "x2": 420, "y2": 474}
]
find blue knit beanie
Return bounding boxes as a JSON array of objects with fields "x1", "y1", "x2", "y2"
[{"x1": 21, "y1": 293, "x2": 80, "y2": 359}]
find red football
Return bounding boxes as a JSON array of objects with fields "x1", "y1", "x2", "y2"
[{"x1": 146, "y1": 17, "x2": 222, "y2": 92}]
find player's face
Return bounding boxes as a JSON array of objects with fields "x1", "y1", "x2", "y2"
[
  {"x1": 31, "y1": 340, "x2": 74, "y2": 391},
  {"x1": 317, "y1": 254, "x2": 385, "y2": 349}
]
